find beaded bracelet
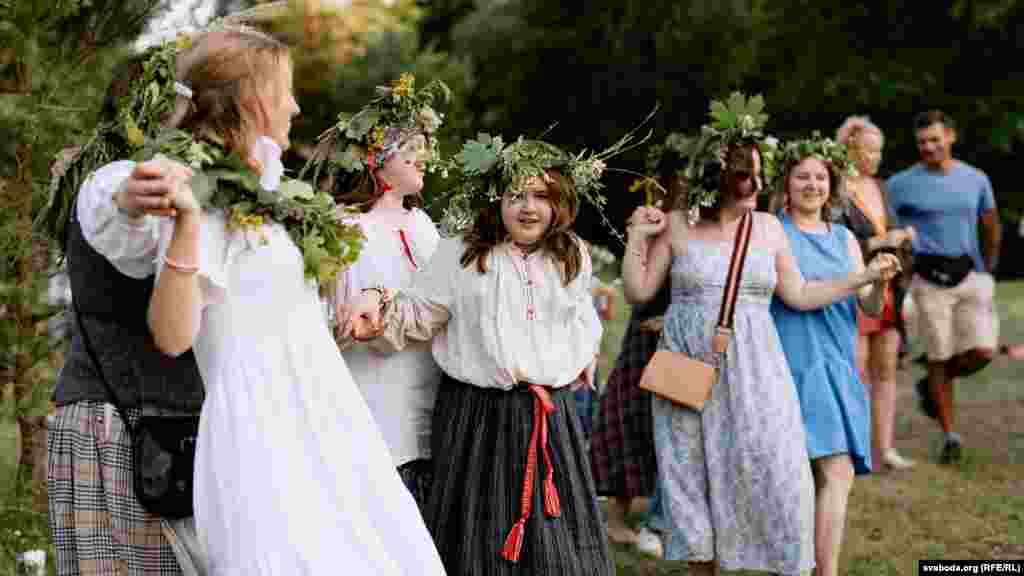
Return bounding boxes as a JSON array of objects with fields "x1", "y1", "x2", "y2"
[{"x1": 162, "y1": 255, "x2": 199, "y2": 275}]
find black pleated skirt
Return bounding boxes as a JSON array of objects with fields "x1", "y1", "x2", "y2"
[{"x1": 426, "y1": 374, "x2": 614, "y2": 576}]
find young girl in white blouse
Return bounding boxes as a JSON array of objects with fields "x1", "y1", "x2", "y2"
[
  {"x1": 306, "y1": 75, "x2": 448, "y2": 511},
  {"x1": 345, "y1": 137, "x2": 615, "y2": 575}
]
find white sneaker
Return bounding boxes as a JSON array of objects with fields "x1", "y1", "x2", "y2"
[
  {"x1": 634, "y1": 527, "x2": 664, "y2": 559},
  {"x1": 882, "y1": 449, "x2": 915, "y2": 470}
]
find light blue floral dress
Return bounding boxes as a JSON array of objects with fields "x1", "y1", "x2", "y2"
[{"x1": 652, "y1": 213, "x2": 815, "y2": 574}]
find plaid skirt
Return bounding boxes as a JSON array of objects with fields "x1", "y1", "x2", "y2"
[
  {"x1": 589, "y1": 289, "x2": 669, "y2": 501},
  {"x1": 48, "y1": 401, "x2": 182, "y2": 576},
  {"x1": 427, "y1": 375, "x2": 614, "y2": 576}
]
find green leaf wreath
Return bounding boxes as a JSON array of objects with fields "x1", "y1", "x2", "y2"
[
  {"x1": 779, "y1": 131, "x2": 858, "y2": 179},
  {"x1": 303, "y1": 73, "x2": 451, "y2": 185},
  {"x1": 144, "y1": 131, "x2": 366, "y2": 287},
  {"x1": 35, "y1": 35, "x2": 193, "y2": 250},
  {"x1": 38, "y1": 32, "x2": 364, "y2": 286},
  {"x1": 679, "y1": 92, "x2": 781, "y2": 208},
  {"x1": 436, "y1": 124, "x2": 651, "y2": 235}
]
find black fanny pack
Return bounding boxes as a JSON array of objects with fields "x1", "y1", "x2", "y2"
[{"x1": 915, "y1": 253, "x2": 974, "y2": 288}]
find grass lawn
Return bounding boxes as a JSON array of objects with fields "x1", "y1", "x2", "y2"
[
  {"x1": 0, "y1": 416, "x2": 15, "y2": 498},
  {"x1": 2, "y1": 282, "x2": 1021, "y2": 574}
]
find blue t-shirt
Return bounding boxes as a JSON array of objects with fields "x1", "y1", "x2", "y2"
[{"x1": 886, "y1": 161, "x2": 995, "y2": 271}]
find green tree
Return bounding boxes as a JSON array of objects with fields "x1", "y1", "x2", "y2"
[
  {"x1": 425, "y1": 0, "x2": 1024, "y2": 248},
  {"x1": 249, "y1": 0, "x2": 476, "y2": 208},
  {"x1": 0, "y1": 0, "x2": 167, "y2": 494}
]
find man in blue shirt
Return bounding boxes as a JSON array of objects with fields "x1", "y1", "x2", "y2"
[{"x1": 887, "y1": 110, "x2": 1002, "y2": 464}]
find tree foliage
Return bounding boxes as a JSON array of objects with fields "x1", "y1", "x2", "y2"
[
  {"x1": 421, "y1": 0, "x2": 1024, "y2": 240},
  {"x1": 0, "y1": 0, "x2": 168, "y2": 492}
]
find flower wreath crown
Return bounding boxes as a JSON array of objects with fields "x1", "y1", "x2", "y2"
[
  {"x1": 435, "y1": 125, "x2": 650, "y2": 236},
  {"x1": 679, "y1": 92, "x2": 781, "y2": 208},
  {"x1": 304, "y1": 74, "x2": 450, "y2": 186},
  {"x1": 779, "y1": 131, "x2": 858, "y2": 180}
]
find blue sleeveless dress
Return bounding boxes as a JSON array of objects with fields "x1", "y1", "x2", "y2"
[{"x1": 770, "y1": 215, "x2": 872, "y2": 474}]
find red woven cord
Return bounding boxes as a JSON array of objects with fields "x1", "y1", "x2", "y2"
[
  {"x1": 501, "y1": 392, "x2": 542, "y2": 563},
  {"x1": 501, "y1": 385, "x2": 560, "y2": 562},
  {"x1": 537, "y1": 391, "x2": 561, "y2": 517}
]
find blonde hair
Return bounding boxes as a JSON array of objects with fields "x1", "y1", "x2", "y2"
[
  {"x1": 836, "y1": 115, "x2": 884, "y2": 149},
  {"x1": 166, "y1": 27, "x2": 290, "y2": 164}
]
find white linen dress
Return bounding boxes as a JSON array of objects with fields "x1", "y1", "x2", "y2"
[{"x1": 158, "y1": 211, "x2": 446, "y2": 576}]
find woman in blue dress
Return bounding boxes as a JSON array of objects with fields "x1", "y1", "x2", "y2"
[{"x1": 770, "y1": 139, "x2": 890, "y2": 576}]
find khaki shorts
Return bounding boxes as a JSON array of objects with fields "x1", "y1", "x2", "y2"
[{"x1": 911, "y1": 271, "x2": 999, "y2": 362}]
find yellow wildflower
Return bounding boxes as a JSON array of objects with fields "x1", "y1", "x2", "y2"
[
  {"x1": 368, "y1": 125, "x2": 386, "y2": 152},
  {"x1": 629, "y1": 177, "x2": 658, "y2": 206},
  {"x1": 393, "y1": 73, "x2": 414, "y2": 99},
  {"x1": 124, "y1": 117, "x2": 145, "y2": 148},
  {"x1": 228, "y1": 210, "x2": 265, "y2": 231},
  {"x1": 174, "y1": 33, "x2": 193, "y2": 51}
]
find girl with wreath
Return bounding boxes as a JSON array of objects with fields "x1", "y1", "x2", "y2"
[
  {"x1": 343, "y1": 134, "x2": 631, "y2": 575},
  {"x1": 305, "y1": 74, "x2": 449, "y2": 511},
  {"x1": 770, "y1": 135, "x2": 889, "y2": 576},
  {"x1": 135, "y1": 27, "x2": 446, "y2": 574},
  {"x1": 622, "y1": 94, "x2": 901, "y2": 575}
]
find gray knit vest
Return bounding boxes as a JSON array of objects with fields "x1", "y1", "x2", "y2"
[{"x1": 52, "y1": 210, "x2": 204, "y2": 411}]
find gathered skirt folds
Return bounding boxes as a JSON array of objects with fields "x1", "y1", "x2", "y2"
[{"x1": 427, "y1": 374, "x2": 614, "y2": 576}]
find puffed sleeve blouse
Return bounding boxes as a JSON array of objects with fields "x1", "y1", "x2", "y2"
[{"x1": 375, "y1": 236, "x2": 603, "y2": 390}]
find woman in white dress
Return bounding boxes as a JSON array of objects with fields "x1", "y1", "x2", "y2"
[
  {"x1": 309, "y1": 77, "x2": 447, "y2": 510},
  {"x1": 143, "y1": 28, "x2": 446, "y2": 575}
]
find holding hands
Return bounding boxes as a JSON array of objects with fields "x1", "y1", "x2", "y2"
[
  {"x1": 341, "y1": 289, "x2": 387, "y2": 341},
  {"x1": 114, "y1": 156, "x2": 195, "y2": 218},
  {"x1": 865, "y1": 252, "x2": 902, "y2": 283}
]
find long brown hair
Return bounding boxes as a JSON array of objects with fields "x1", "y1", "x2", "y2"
[
  {"x1": 460, "y1": 169, "x2": 584, "y2": 285},
  {"x1": 166, "y1": 28, "x2": 290, "y2": 163}
]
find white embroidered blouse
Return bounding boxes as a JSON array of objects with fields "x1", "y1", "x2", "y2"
[{"x1": 374, "y1": 236, "x2": 603, "y2": 390}]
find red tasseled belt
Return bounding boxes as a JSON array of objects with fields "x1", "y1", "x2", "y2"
[{"x1": 501, "y1": 384, "x2": 562, "y2": 563}]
